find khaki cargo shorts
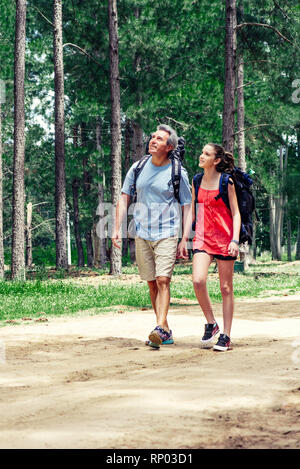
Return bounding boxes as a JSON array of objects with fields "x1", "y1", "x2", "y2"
[{"x1": 135, "y1": 236, "x2": 178, "y2": 281}]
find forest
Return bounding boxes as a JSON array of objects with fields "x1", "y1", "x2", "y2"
[{"x1": 0, "y1": 0, "x2": 299, "y2": 279}]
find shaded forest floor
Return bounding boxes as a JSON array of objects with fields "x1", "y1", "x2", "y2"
[{"x1": 0, "y1": 286, "x2": 299, "y2": 449}]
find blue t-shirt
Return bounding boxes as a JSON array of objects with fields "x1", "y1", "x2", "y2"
[{"x1": 121, "y1": 157, "x2": 192, "y2": 241}]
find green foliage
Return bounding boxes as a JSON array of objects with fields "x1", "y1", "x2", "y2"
[{"x1": 0, "y1": 0, "x2": 300, "y2": 267}]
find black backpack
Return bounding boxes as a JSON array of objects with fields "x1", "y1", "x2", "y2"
[
  {"x1": 193, "y1": 168, "x2": 258, "y2": 245},
  {"x1": 130, "y1": 136, "x2": 186, "y2": 204}
]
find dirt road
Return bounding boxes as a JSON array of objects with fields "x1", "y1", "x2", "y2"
[{"x1": 0, "y1": 295, "x2": 299, "y2": 449}]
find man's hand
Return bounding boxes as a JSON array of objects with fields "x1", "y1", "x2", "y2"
[
  {"x1": 112, "y1": 230, "x2": 122, "y2": 249},
  {"x1": 177, "y1": 239, "x2": 189, "y2": 259}
]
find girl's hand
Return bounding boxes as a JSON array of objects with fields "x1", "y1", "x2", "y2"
[{"x1": 228, "y1": 240, "x2": 239, "y2": 257}]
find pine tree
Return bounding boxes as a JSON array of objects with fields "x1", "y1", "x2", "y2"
[
  {"x1": 53, "y1": 0, "x2": 67, "y2": 269},
  {"x1": 11, "y1": 0, "x2": 27, "y2": 281},
  {"x1": 108, "y1": 0, "x2": 122, "y2": 275}
]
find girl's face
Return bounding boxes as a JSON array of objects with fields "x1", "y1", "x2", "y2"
[{"x1": 199, "y1": 144, "x2": 220, "y2": 169}]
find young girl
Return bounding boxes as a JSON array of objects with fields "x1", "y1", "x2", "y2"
[{"x1": 178, "y1": 143, "x2": 241, "y2": 351}]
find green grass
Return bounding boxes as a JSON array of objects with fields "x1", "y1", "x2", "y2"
[
  {"x1": 0, "y1": 260, "x2": 299, "y2": 324},
  {"x1": 0, "y1": 280, "x2": 151, "y2": 323},
  {"x1": 171, "y1": 272, "x2": 300, "y2": 303}
]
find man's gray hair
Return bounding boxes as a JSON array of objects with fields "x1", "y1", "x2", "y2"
[{"x1": 157, "y1": 124, "x2": 178, "y2": 149}]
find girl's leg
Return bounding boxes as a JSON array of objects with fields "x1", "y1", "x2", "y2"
[
  {"x1": 192, "y1": 252, "x2": 215, "y2": 323},
  {"x1": 216, "y1": 259, "x2": 235, "y2": 337}
]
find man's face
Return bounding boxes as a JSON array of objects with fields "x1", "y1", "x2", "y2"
[{"x1": 149, "y1": 130, "x2": 173, "y2": 157}]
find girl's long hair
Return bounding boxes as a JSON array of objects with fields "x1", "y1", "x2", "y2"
[{"x1": 207, "y1": 143, "x2": 235, "y2": 174}]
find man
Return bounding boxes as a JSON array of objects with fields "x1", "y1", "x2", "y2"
[{"x1": 112, "y1": 124, "x2": 192, "y2": 348}]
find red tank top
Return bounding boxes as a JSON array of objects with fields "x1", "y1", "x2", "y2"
[{"x1": 193, "y1": 186, "x2": 233, "y2": 256}]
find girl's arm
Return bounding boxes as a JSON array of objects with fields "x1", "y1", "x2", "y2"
[{"x1": 228, "y1": 180, "x2": 241, "y2": 257}]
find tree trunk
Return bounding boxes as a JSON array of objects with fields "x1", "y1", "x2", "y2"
[
  {"x1": 127, "y1": 121, "x2": 142, "y2": 264},
  {"x1": 296, "y1": 131, "x2": 300, "y2": 260},
  {"x1": 0, "y1": 103, "x2": 4, "y2": 279},
  {"x1": 80, "y1": 123, "x2": 94, "y2": 268},
  {"x1": 251, "y1": 186, "x2": 257, "y2": 260},
  {"x1": 71, "y1": 125, "x2": 84, "y2": 267},
  {"x1": 124, "y1": 118, "x2": 132, "y2": 172},
  {"x1": 296, "y1": 216, "x2": 300, "y2": 260},
  {"x1": 66, "y1": 209, "x2": 72, "y2": 266},
  {"x1": 72, "y1": 178, "x2": 84, "y2": 267},
  {"x1": 53, "y1": 0, "x2": 67, "y2": 269},
  {"x1": 236, "y1": 37, "x2": 249, "y2": 267},
  {"x1": 132, "y1": 120, "x2": 144, "y2": 162},
  {"x1": 269, "y1": 145, "x2": 287, "y2": 262},
  {"x1": 81, "y1": 122, "x2": 91, "y2": 195},
  {"x1": 94, "y1": 118, "x2": 108, "y2": 267},
  {"x1": 12, "y1": 0, "x2": 26, "y2": 281},
  {"x1": 287, "y1": 218, "x2": 292, "y2": 262},
  {"x1": 108, "y1": 0, "x2": 122, "y2": 275},
  {"x1": 222, "y1": 0, "x2": 237, "y2": 154},
  {"x1": 236, "y1": 55, "x2": 246, "y2": 171},
  {"x1": 252, "y1": 218, "x2": 257, "y2": 259},
  {"x1": 85, "y1": 230, "x2": 94, "y2": 268},
  {"x1": 25, "y1": 202, "x2": 32, "y2": 268},
  {"x1": 122, "y1": 119, "x2": 133, "y2": 259},
  {"x1": 130, "y1": 125, "x2": 143, "y2": 263},
  {"x1": 275, "y1": 196, "x2": 283, "y2": 260},
  {"x1": 270, "y1": 194, "x2": 283, "y2": 261},
  {"x1": 269, "y1": 193, "x2": 276, "y2": 259}
]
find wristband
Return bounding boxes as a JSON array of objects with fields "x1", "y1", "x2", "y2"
[{"x1": 231, "y1": 239, "x2": 239, "y2": 246}]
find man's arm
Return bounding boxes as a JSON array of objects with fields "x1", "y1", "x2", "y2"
[
  {"x1": 177, "y1": 202, "x2": 192, "y2": 259},
  {"x1": 111, "y1": 193, "x2": 130, "y2": 249},
  {"x1": 177, "y1": 170, "x2": 193, "y2": 259}
]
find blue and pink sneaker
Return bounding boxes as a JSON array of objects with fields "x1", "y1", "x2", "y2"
[{"x1": 146, "y1": 326, "x2": 174, "y2": 348}]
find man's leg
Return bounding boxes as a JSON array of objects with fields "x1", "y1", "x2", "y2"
[
  {"x1": 135, "y1": 237, "x2": 158, "y2": 327},
  {"x1": 147, "y1": 280, "x2": 158, "y2": 319},
  {"x1": 155, "y1": 276, "x2": 171, "y2": 331},
  {"x1": 147, "y1": 237, "x2": 178, "y2": 346}
]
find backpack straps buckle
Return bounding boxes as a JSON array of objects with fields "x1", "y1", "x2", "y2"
[{"x1": 171, "y1": 157, "x2": 181, "y2": 203}]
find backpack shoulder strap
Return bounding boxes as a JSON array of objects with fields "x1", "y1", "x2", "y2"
[
  {"x1": 171, "y1": 158, "x2": 182, "y2": 202},
  {"x1": 215, "y1": 173, "x2": 232, "y2": 209},
  {"x1": 131, "y1": 154, "x2": 151, "y2": 196},
  {"x1": 193, "y1": 173, "x2": 204, "y2": 200},
  {"x1": 192, "y1": 173, "x2": 204, "y2": 221}
]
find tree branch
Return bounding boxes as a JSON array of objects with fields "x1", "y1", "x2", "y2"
[
  {"x1": 236, "y1": 80, "x2": 256, "y2": 90},
  {"x1": 234, "y1": 123, "x2": 295, "y2": 135},
  {"x1": 32, "y1": 5, "x2": 54, "y2": 28},
  {"x1": 63, "y1": 43, "x2": 102, "y2": 67},
  {"x1": 236, "y1": 23, "x2": 293, "y2": 45},
  {"x1": 165, "y1": 116, "x2": 189, "y2": 130},
  {"x1": 31, "y1": 219, "x2": 55, "y2": 232},
  {"x1": 272, "y1": 1, "x2": 291, "y2": 20}
]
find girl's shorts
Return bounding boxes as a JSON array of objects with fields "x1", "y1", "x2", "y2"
[{"x1": 193, "y1": 249, "x2": 237, "y2": 261}]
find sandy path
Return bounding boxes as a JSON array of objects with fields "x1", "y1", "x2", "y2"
[{"x1": 0, "y1": 295, "x2": 299, "y2": 449}]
